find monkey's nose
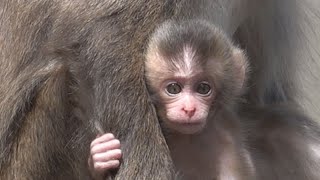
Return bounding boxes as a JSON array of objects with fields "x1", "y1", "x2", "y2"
[{"x1": 182, "y1": 108, "x2": 196, "y2": 117}]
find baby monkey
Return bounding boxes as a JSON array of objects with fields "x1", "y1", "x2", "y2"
[{"x1": 89, "y1": 19, "x2": 253, "y2": 179}]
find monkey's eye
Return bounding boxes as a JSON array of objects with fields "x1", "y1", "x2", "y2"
[
  {"x1": 166, "y1": 83, "x2": 182, "y2": 95},
  {"x1": 196, "y1": 82, "x2": 211, "y2": 95}
]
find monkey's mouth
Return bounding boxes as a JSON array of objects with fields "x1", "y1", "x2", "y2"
[
  {"x1": 165, "y1": 119, "x2": 206, "y2": 134},
  {"x1": 169, "y1": 117, "x2": 206, "y2": 125},
  {"x1": 174, "y1": 121, "x2": 203, "y2": 126}
]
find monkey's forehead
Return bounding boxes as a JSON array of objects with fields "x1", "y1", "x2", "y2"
[{"x1": 150, "y1": 20, "x2": 233, "y2": 60}]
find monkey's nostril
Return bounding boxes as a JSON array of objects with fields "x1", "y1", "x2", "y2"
[
  {"x1": 182, "y1": 108, "x2": 196, "y2": 117},
  {"x1": 187, "y1": 111, "x2": 195, "y2": 117}
]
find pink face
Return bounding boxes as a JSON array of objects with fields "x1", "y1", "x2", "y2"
[
  {"x1": 146, "y1": 45, "x2": 221, "y2": 134},
  {"x1": 158, "y1": 75, "x2": 215, "y2": 134}
]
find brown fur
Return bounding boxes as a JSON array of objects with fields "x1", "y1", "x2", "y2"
[
  {"x1": 0, "y1": 1, "x2": 174, "y2": 179},
  {"x1": 1, "y1": 0, "x2": 320, "y2": 179}
]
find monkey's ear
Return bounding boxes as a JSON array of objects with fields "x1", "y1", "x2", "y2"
[{"x1": 232, "y1": 48, "x2": 248, "y2": 91}]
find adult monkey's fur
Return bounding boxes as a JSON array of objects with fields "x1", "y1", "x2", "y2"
[{"x1": 0, "y1": 0, "x2": 320, "y2": 179}]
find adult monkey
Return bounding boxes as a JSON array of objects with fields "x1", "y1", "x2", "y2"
[
  {"x1": 0, "y1": 1, "x2": 174, "y2": 179},
  {"x1": 1, "y1": 0, "x2": 320, "y2": 180}
]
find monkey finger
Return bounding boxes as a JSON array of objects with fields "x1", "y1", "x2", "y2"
[
  {"x1": 91, "y1": 139, "x2": 121, "y2": 154},
  {"x1": 92, "y1": 149, "x2": 122, "y2": 162},
  {"x1": 93, "y1": 160, "x2": 121, "y2": 172},
  {"x1": 90, "y1": 133, "x2": 115, "y2": 148}
]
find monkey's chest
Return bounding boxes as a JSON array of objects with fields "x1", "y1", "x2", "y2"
[{"x1": 171, "y1": 144, "x2": 220, "y2": 180}]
